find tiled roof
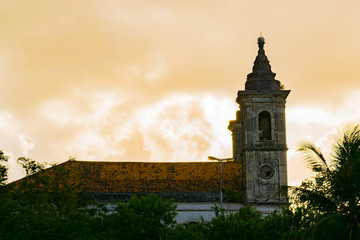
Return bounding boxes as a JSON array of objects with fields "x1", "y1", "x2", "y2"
[
  {"x1": 11, "y1": 160, "x2": 243, "y2": 202},
  {"x1": 75, "y1": 161, "x2": 243, "y2": 193}
]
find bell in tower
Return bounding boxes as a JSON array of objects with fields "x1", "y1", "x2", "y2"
[{"x1": 228, "y1": 37, "x2": 290, "y2": 204}]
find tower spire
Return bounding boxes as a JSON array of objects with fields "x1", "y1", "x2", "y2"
[{"x1": 245, "y1": 36, "x2": 281, "y2": 91}]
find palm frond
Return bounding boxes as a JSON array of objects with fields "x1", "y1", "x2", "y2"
[
  {"x1": 297, "y1": 140, "x2": 330, "y2": 173},
  {"x1": 333, "y1": 125, "x2": 360, "y2": 167},
  {"x1": 289, "y1": 180, "x2": 337, "y2": 217},
  {"x1": 332, "y1": 124, "x2": 360, "y2": 198}
]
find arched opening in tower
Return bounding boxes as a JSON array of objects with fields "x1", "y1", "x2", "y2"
[{"x1": 259, "y1": 111, "x2": 271, "y2": 140}]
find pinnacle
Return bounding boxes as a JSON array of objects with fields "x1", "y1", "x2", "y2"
[{"x1": 245, "y1": 37, "x2": 280, "y2": 91}]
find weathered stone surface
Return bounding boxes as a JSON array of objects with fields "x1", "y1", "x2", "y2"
[{"x1": 228, "y1": 37, "x2": 290, "y2": 205}]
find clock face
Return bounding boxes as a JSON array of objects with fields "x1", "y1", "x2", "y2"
[{"x1": 259, "y1": 165, "x2": 274, "y2": 179}]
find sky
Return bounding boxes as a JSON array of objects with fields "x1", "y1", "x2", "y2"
[{"x1": 1, "y1": 0, "x2": 360, "y2": 185}]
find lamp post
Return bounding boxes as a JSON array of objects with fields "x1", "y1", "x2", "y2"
[{"x1": 208, "y1": 156, "x2": 234, "y2": 209}]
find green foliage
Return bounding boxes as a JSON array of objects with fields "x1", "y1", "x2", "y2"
[
  {"x1": 165, "y1": 206, "x2": 308, "y2": 240},
  {"x1": 165, "y1": 222, "x2": 206, "y2": 240},
  {"x1": 205, "y1": 206, "x2": 263, "y2": 240},
  {"x1": 1, "y1": 168, "x2": 178, "y2": 240},
  {"x1": 223, "y1": 186, "x2": 244, "y2": 203},
  {"x1": 12, "y1": 161, "x2": 79, "y2": 218},
  {"x1": 201, "y1": 206, "x2": 306, "y2": 240},
  {"x1": 293, "y1": 125, "x2": 360, "y2": 239},
  {"x1": 99, "y1": 194, "x2": 177, "y2": 240},
  {"x1": 262, "y1": 207, "x2": 313, "y2": 240},
  {"x1": 0, "y1": 157, "x2": 84, "y2": 240},
  {"x1": 17, "y1": 156, "x2": 46, "y2": 176},
  {"x1": 128, "y1": 194, "x2": 177, "y2": 227}
]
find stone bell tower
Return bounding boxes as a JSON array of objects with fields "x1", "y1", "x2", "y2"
[{"x1": 228, "y1": 37, "x2": 290, "y2": 204}]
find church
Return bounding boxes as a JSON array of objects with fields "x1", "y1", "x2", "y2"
[{"x1": 13, "y1": 37, "x2": 290, "y2": 223}]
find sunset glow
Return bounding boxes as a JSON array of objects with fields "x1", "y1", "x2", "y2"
[{"x1": 1, "y1": 1, "x2": 360, "y2": 185}]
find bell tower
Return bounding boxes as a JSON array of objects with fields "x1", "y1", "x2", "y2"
[{"x1": 228, "y1": 37, "x2": 290, "y2": 204}]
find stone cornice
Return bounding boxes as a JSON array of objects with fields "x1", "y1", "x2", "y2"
[{"x1": 243, "y1": 144, "x2": 288, "y2": 151}]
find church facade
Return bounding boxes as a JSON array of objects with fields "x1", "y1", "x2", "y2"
[{"x1": 12, "y1": 37, "x2": 290, "y2": 222}]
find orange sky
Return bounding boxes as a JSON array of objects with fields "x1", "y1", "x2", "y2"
[{"x1": 1, "y1": 1, "x2": 360, "y2": 185}]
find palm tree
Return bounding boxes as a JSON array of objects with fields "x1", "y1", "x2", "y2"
[{"x1": 293, "y1": 125, "x2": 360, "y2": 240}]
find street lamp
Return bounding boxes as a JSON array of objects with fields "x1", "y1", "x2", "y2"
[{"x1": 208, "y1": 156, "x2": 234, "y2": 209}]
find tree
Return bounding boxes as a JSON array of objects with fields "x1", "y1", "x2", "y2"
[
  {"x1": 204, "y1": 206, "x2": 263, "y2": 240},
  {"x1": 0, "y1": 151, "x2": 8, "y2": 186},
  {"x1": 261, "y1": 207, "x2": 313, "y2": 240},
  {"x1": 293, "y1": 125, "x2": 360, "y2": 239},
  {"x1": 17, "y1": 157, "x2": 46, "y2": 176},
  {"x1": 165, "y1": 222, "x2": 206, "y2": 240},
  {"x1": 91, "y1": 194, "x2": 177, "y2": 240},
  {"x1": 0, "y1": 158, "x2": 83, "y2": 240}
]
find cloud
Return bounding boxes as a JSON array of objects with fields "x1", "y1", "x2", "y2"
[
  {"x1": 1, "y1": 0, "x2": 360, "y2": 184},
  {"x1": 0, "y1": 111, "x2": 34, "y2": 156},
  {"x1": 286, "y1": 91, "x2": 360, "y2": 185},
  {"x1": 137, "y1": 94, "x2": 235, "y2": 161},
  {"x1": 10, "y1": 89, "x2": 234, "y2": 176}
]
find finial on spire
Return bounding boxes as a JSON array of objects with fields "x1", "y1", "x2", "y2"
[{"x1": 257, "y1": 34, "x2": 265, "y2": 50}]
